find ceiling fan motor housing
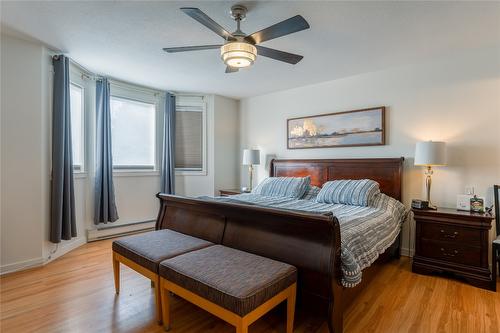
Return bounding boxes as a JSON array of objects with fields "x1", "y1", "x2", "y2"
[{"x1": 230, "y1": 5, "x2": 247, "y2": 21}]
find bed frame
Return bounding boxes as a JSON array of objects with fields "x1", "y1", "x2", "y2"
[{"x1": 156, "y1": 157, "x2": 404, "y2": 333}]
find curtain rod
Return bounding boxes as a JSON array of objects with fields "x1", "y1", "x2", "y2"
[
  {"x1": 52, "y1": 54, "x2": 104, "y2": 81},
  {"x1": 52, "y1": 54, "x2": 177, "y2": 96}
]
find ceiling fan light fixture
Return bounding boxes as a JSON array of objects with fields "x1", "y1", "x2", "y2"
[{"x1": 220, "y1": 42, "x2": 257, "y2": 68}]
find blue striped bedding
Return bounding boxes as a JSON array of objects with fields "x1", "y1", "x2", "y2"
[{"x1": 207, "y1": 192, "x2": 408, "y2": 287}]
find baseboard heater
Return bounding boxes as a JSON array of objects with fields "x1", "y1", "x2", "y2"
[{"x1": 87, "y1": 220, "x2": 156, "y2": 242}]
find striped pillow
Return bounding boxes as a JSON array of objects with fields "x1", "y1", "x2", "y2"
[
  {"x1": 316, "y1": 179, "x2": 380, "y2": 206},
  {"x1": 301, "y1": 185, "x2": 321, "y2": 201},
  {"x1": 252, "y1": 176, "x2": 311, "y2": 199}
]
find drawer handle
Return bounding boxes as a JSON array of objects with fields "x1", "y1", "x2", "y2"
[
  {"x1": 440, "y1": 230, "x2": 459, "y2": 239},
  {"x1": 440, "y1": 248, "x2": 459, "y2": 257}
]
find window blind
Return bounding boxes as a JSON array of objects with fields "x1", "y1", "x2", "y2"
[{"x1": 175, "y1": 107, "x2": 203, "y2": 170}]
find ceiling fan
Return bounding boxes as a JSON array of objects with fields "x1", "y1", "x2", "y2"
[{"x1": 163, "y1": 5, "x2": 310, "y2": 73}]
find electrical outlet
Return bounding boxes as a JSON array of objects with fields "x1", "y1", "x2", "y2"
[{"x1": 465, "y1": 186, "x2": 475, "y2": 195}]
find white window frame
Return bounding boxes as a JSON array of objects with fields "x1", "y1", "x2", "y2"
[
  {"x1": 175, "y1": 95, "x2": 207, "y2": 176},
  {"x1": 110, "y1": 82, "x2": 160, "y2": 175},
  {"x1": 69, "y1": 81, "x2": 86, "y2": 174},
  {"x1": 69, "y1": 63, "x2": 96, "y2": 179}
]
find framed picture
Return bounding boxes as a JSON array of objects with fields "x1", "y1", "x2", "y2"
[{"x1": 287, "y1": 106, "x2": 385, "y2": 149}]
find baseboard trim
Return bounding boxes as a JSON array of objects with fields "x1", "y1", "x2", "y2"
[
  {"x1": 401, "y1": 247, "x2": 414, "y2": 257},
  {"x1": 1, "y1": 222, "x2": 155, "y2": 275},
  {"x1": 87, "y1": 221, "x2": 155, "y2": 241},
  {"x1": 46, "y1": 237, "x2": 87, "y2": 263},
  {"x1": 0, "y1": 257, "x2": 45, "y2": 275},
  {"x1": 1, "y1": 237, "x2": 88, "y2": 276}
]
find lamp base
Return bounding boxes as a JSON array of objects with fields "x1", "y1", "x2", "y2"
[
  {"x1": 424, "y1": 166, "x2": 437, "y2": 210},
  {"x1": 248, "y1": 165, "x2": 253, "y2": 192}
]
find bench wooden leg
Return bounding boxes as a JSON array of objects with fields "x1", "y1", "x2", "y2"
[
  {"x1": 112, "y1": 252, "x2": 120, "y2": 294},
  {"x1": 236, "y1": 322, "x2": 248, "y2": 333},
  {"x1": 154, "y1": 276, "x2": 163, "y2": 324},
  {"x1": 236, "y1": 317, "x2": 249, "y2": 333},
  {"x1": 287, "y1": 284, "x2": 297, "y2": 333},
  {"x1": 160, "y1": 278, "x2": 171, "y2": 331},
  {"x1": 113, "y1": 252, "x2": 165, "y2": 324}
]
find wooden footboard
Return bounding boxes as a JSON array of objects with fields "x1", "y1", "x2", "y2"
[{"x1": 156, "y1": 194, "x2": 345, "y2": 332}]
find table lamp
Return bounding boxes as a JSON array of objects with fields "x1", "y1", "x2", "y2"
[
  {"x1": 242, "y1": 149, "x2": 260, "y2": 192},
  {"x1": 414, "y1": 141, "x2": 446, "y2": 209}
]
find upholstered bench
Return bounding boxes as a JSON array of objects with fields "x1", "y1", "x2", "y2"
[
  {"x1": 112, "y1": 229, "x2": 214, "y2": 323},
  {"x1": 159, "y1": 245, "x2": 297, "y2": 333}
]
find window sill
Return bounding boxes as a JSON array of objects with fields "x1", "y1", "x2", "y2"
[
  {"x1": 74, "y1": 172, "x2": 88, "y2": 179},
  {"x1": 175, "y1": 170, "x2": 207, "y2": 176},
  {"x1": 112, "y1": 170, "x2": 160, "y2": 177}
]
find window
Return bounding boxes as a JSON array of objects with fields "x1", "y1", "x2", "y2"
[
  {"x1": 70, "y1": 83, "x2": 84, "y2": 171},
  {"x1": 110, "y1": 96, "x2": 156, "y2": 170},
  {"x1": 175, "y1": 98, "x2": 206, "y2": 173}
]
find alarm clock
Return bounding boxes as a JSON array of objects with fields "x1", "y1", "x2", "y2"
[{"x1": 411, "y1": 199, "x2": 429, "y2": 209}]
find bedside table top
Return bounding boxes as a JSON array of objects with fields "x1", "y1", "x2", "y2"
[
  {"x1": 412, "y1": 207, "x2": 494, "y2": 221},
  {"x1": 219, "y1": 189, "x2": 245, "y2": 195}
]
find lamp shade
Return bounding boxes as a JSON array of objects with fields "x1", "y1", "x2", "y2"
[
  {"x1": 414, "y1": 141, "x2": 446, "y2": 166},
  {"x1": 242, "y1": 149, "x2": 260, "y2": 165}
]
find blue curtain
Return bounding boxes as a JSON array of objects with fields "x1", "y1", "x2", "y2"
[
  {"x1": 50, "y1": 55, "x2": 77, "y2": 243},
  {"x1": 161, "y1": 93, "x2": 176, "y2": 194},
  {"x1": 94, "y1": 78, "x2": 119, "y2": 224}
]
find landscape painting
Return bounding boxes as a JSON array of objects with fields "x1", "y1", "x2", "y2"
[{"x1": 287, "y1": 107, "x2": 385, "y2": 149}]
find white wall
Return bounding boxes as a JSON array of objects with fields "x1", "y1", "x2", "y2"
[
  {"x1": 1, "y1": 34, "x2": 47, "y2": 271},
  {"x1": 240, "y1": 45, "x2": 500, "y2": 254},
  {"x1": 1, "y1": 34, "x2": 87, "y2": 273},
  {"x1": 214, "y1": 95, "x2": 240, "y2": 193},
  {"x1": 0, "y1": 33, "x2": 239, "y2": 273}
]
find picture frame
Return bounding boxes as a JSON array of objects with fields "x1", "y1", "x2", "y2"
[{"x1": 287, "y1": 106, "x2": 386, "y2": 149}]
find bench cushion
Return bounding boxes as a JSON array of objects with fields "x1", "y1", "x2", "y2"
[
  {"x1": 112, "y1": 229, "x2": 214, "y2": 273},
  {"x1": 159, "y1": 245, "x2": 297, "y2": 316}
]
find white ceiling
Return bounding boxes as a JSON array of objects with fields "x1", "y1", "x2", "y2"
[{"x1": 1, "y1": 1, "x2": 499, "y2": 99}]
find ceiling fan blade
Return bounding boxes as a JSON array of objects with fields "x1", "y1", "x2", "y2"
[
  {"x1": 180, "y1": 7, "x2": 234, "y2": 40},
  {"x1": 163, "y1": 45, "x2": 222, "y2": 53},
  {"x1": 256, "y1": 45, "x2": 303, "y2": 64},
  {"x1": 245, "y1": 15, "x2": 310, "y2": 44},
  {"x1": 225, "y1": 66, "x2": 239, "y2": 73}
]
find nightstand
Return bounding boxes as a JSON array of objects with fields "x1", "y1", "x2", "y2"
[
  {"x1": 219, "y1": 189, "x2": 245, "y2": 197},
  {"x1": 412, "y1": 208, "x2": 495, "y2": 290}
]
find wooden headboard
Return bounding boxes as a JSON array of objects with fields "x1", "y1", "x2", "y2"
[{"x1": 270, "y1": 158, "x2": 404, "y2": 201}]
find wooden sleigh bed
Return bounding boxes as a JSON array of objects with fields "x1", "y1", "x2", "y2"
[{"x1": 155, "y1": 157, "x2": 404, "y2": 333}]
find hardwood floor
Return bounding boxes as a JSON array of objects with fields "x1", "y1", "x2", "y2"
[{"x1": 1, "y1": 239, "x2": 499, "y2": 333}]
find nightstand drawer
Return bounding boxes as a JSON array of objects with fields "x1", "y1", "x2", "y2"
[
  {"x1": 420, "y1": 222, "x2": 481, "y2": 246},
  {"x1": 419, "y1": 239, "x2": 481, "y2": 266}
]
